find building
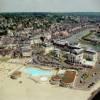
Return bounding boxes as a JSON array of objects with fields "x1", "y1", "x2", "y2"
[
  {"x1": 66, "y1": 48, "x2": 84, "y2": 64},
  {"x1": 21, "y1": 45, "x2": 32, "y2": 57},
  {"x1": 82, "y1": 49, "x2": 98, "y2": 68},
  {"x1": 53, "y1": 48, "x2": 61, "y2": 58},
  {"x1": 42, "y1": 43, "x2": 54, "y2": 55},
  {"x1": 84, "y1": 49, "x2": 97, "y2": 61},
  {"x1": 7, "y1": 30, "x2": 14, "y2": 36},
  {"x1": 33, "y1": 38, "x2": 42, "y2": 44},
  {"x1": 44, "y1": 33, "x2": 51, "y2": 40},
  {"x1": 53, "y1": 39, "x2": 68, "y2": 47},
  {"x1": 66, "y1": 43, "x2": 84, "y2": 64},
  {"x1": 32, "y1": 35, "x2": 42, "y2": 45},
  {"x1": 65, "y1": 42, "x2": 98, "y2": 68},
  {"x1": 96, "y1": 26, "x2": 100, "y2": 37}
]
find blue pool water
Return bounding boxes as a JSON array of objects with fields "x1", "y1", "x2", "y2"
[{"x1": 23, "y1": 67, "x2": 52, "y2": 76}]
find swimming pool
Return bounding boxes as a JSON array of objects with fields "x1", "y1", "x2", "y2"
[{"x1": 22, "y1": 67, "x2": 52, "y2": 76}]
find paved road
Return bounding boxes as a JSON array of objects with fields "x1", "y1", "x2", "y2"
[
  {"x1": 65, "y1": 29, "x2": 90, "y2": 43},
  {"x1": 61, "y1": 28, "x2": 100, "y2": 51}
]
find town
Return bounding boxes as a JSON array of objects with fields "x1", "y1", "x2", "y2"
[{"x1": 0, "y1": 12, "x2": 100, "y2": 98}]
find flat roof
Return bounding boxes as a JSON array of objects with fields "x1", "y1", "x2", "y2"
[
  {"x1": 85, "y1": 48, "x2": 97, "y2": 54},
  {"x1": 85, "y1": 50, "x2": 96, "y2": 55}
]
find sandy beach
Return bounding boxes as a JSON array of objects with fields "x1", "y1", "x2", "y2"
[{"x1": 0, "y1": 62, "x2": 100, "y2": 100}]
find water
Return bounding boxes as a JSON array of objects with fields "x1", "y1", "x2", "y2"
[{"x1": 23, "y1": 67, "x2": 52, "y2": 76}]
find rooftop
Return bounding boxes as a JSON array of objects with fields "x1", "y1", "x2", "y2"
[{"x1": 85, "y1": 48, "x2": 97, "y2": 54}]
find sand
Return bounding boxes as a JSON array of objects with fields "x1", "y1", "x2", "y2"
[{"x1": 0, "y1": 62, "x2": 100, "y2": 100}]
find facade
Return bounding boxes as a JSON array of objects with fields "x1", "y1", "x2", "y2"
[
  {"x1": 84, "y1": 49, "x2": 97, "y2": 61},
  {"x1": 82, "y1": 49, "x2": 98, "y2": 67},
  {"x1": 42, "y1": 43, "x2": 54, "y2": 55},
  {"x1": 66, "y1": 43, "x2": 84, "y2": 64},
  {"x1": 53, "y1": 48, "x2": 61, "y2": 58},
  {"x1": 65, "y1": 43, "x2": 98, "y2": 68},
  {"x1": 21, "y1": 45, "x2": 32, "y2": 57},
  {"x1": 66, "y1": 48, "x2": 84, "y2": 64}
]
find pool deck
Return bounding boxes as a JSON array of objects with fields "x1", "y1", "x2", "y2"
[{"x1": 0, "y1": 61, "x2": 100, "y2": 100}]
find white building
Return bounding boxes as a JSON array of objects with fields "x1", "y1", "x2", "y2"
[
  {"x1": 66, "y1": 47, "x2": 84, "y2": 64},
  {"x1": 82, "y1": 49, "x2": 98, "y2": 68},
  {"x1": 65, "y1": 42, "x2": 84, "y2": 64},
  {"x1": 66, "y1": 43, "x2": 98, "y2": 68}
]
